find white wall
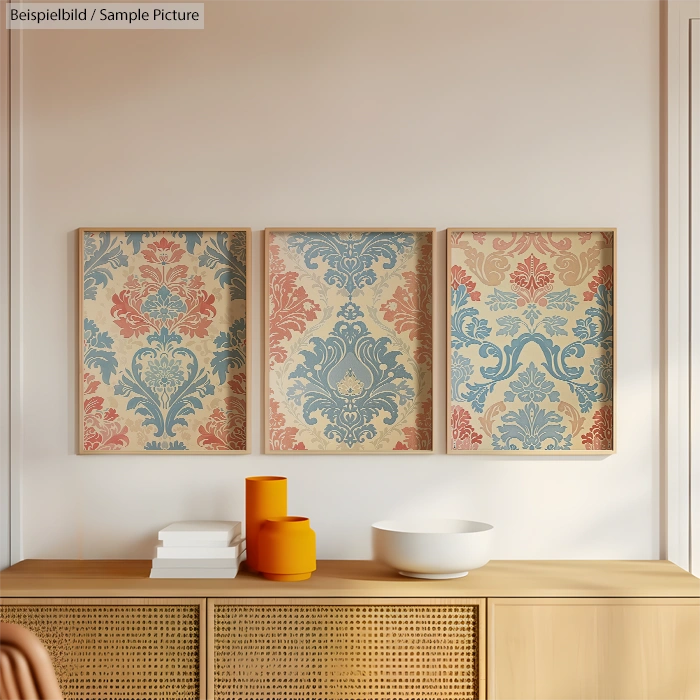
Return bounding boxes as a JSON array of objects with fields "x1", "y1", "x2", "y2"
[{"x1": 16, "y1": 0, "x2": 661, "y2": 560}]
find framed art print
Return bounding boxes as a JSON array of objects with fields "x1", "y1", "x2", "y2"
[
  {"x1": 265, "y1": 228, "x2": 435, "y2": 454},
  {"x1": 448, "y1": 229, "x2": 615, "y2": 454},
  {"x1": 79, "y1": 228, "x2": 250, "y2": 454}
]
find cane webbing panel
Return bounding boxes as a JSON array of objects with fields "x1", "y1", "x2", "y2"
[
  {"x1": 213, "y1": 603, "x2": 479, "y2": 700},
  {"x1": 0, "y1": 604, "x2": 200, "y2": 700}
]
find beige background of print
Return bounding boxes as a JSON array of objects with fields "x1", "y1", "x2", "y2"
[
  {"x1": 79, "y1": 229, "x2": 250, "y2": 454},
  {"x1": 266, "y1": 229, "x2": 434, "y2": 454},
  {"x1": 448, "y1": 229, "x2": 615, "y2": 455}
]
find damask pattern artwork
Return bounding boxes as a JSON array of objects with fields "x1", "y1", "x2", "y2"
[
  {"x1": 79, "y1": 229, "x2": 250, "y2": 454},
  {"x1": 266, "y1": 229, "x2": 434, "y2": 453},
  {"x1": 448, "y1": 229, "x2": 615, "y2": 454}
]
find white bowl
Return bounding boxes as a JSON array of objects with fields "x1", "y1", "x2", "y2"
[{"x1": 372, "y1": 518, "x2": 494, "y2": 579}]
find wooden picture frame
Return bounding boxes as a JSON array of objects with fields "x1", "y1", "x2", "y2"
[
  {"x1": 79, "y1": 228, "x2": 251, "y2": 454},
  {"x1": 447, "y1": 228, "x2": 616, "y2": 455},
  {"x1": 265, "y1": 228, "x2": 435, "y2": 454}
]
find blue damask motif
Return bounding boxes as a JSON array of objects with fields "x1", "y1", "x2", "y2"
[
  {"x1": 573, "y1": 284, "x2": 613, "y2": 348},
  {"x1": 523, "y1": 304, "x2": 542, "y2": 325},
  {"x1": 451, "y1": 306, "x2": 490, "y2": 351},
  {"x1": 126, "y1": 231, "x2": 203, "y2": 255},
  {"x1": 496, "y1": 311, "x2": 569, "y2": 338},
  {"x1": 495, "y1": 316, "x2": 522, "y2": 337},
  {"x1": 281, "y1": 231, "x2": 421, "y2": 448},
  {"x1": 339, "y1": 302, "x2": 364, "y2": 320},
  {"x1": 198, "y1": 232, "x2": 246, "y2": 301},
  {"x1": 451, "y1": 280, "x2": 489, "y2": 350},
  {"x1": 114, "y1": 328, "x2": 214, "y2": 440},
  {"x1": 589, "y1": 283, "x2": 613, "y2": 311},
  {"x1": 84, "y1": 319, "x2": 119, "y2": 384},
  {"x1": 492, "y1": 401, "x2": 571, "y2": 451},
  {"x1": 452, "y1": 278, "x2": 600, "y2": 415},
  {"x1": 591, "y1": 351, "x2": 613, "y2": 402},
  {"x1": 143, "y1": 356, "x2": 185, "y2": 395},
  {"x1": 486, "y1": 288, "x2": 519, "y2": 311},
  {"x1": 572, "y1": 305, "x2": 613, "y2": 350},
  {"x1": 451, "y1": 352, "x2": 474, "y2": 403},
  {"x1": 287, "y1": 232, "x2": 414, "y2": 296},
  {"x1": 545, "y1": 289, "x2": 578, "y2": 311},
  {"x1": 541, "y1": 316, "x2": 568, "y2": 337},
  {"x1": 211, "y1": 318, "x2": 246, "y2": 385},
  {"x1": 144, "y1": 440, "x2": 187, "y2": 451},
  {"x1": 503, "y1": 362, "x2": 560, "y2": 404},
  {"x1": 83, "y1": 232, "x2": 128, "y2": 301},
  {"x1": 287, "y1": 319, "x2": 414, "y2": 447},
  {"x1": 478, "y1": 333, "x2": 598, "y2": 414},
  {"x1": 494, "y1": 307, "x2": 569, "y2": 338},
  {"x1": 142, "y1": 286, "x2": 187, "y2": 321}
]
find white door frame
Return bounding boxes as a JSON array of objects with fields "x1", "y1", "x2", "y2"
[
  {"x1": 665, "y1": 0, "x2": 700, "y2": 574},
  {"x1": 0, "y1": 1, "x2": 11, "y2": 571},
  {"x1": 0, "y1": 9, "x2": 22, "y2": 569},
  {"x1": 690, "y1": 16, "x2": 700, "y2": 575}
]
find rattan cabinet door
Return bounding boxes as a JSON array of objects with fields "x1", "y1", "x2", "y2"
[
  {"x1": 209, "y1": 597, "x2": 485, "y2": 700},
  {"x1": 0, "y1": 598, "x2": 205, "y2": 700}
]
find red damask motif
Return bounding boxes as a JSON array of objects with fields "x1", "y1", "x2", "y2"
[
  {"x1": 84, "y1": 375, "x2": 100, "y2": 395},
  {"x1": 83, "y1": 373, "x2": 129, "y2": 451},
  {"x1": 110, "y1": 290, "x2": 152, "y2": 338},
  {"x1": 510, "y1": 254, "x2": 554, "y2": 306},
  {"x1": 581, "y1": 405, "x2": 613, "y2": 451},
  {"x1": 394, "y1": 392, "x2": 432, "y2": 450},
  {"x1": 380, "y1": 241, "x2": 433, "y2": 367},
  {"x1": 583, "y1": 265, "x2": 614, "y2": 301},
  {"x1": 269, "y1": 244, "x2": 321, "y2": 366},
  {"x1": 451, "y1": 405, "x2": 483, "y2": 450},
  {"x1": 450, "y1": 265, "x2": 481, "y2": 300},
  {"x1": 492, "y1": 231, "x2": 572, "y2": 255},
  {"x1": 269, "y1": 392, "x2": 306, "y2": 451},
  {"x1": 197, "y1": 373, "x2": 246, "y2": 451},
  {"x1": 141, "y1": 238, "x2": 186, "y2": 265},
  {"x1": 227, "y1": 373, "x2": 245, "y2": 396},
  {"x1": 111, "y1": 240, "x2": 216, "y2": 339}
]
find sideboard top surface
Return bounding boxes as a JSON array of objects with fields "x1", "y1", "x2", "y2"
[{"x1": 1, "y1": 559, "x2": 698, "y2": 598}]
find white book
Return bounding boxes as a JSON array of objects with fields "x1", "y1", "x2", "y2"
[
  {"x1": 162, "y1": 539, "x2": 231, "y2": 548},
  {"x1": 150, "y1": 567, "x2": 241, "y2": 579},
  {"x1": 155, "y1": 535, "x2": 245, "y2": 560},
  {"x1": 150, "y1": 551, "x2": 246, "y2": 578},
  {"x1": 152, "y1": 541, "x2": 246, "y2": 569},
  {"x1": 158, "y1": 520, "x2": 241, "y2": 546}
]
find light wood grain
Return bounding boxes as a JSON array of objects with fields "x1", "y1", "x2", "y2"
[
  {"x1": 1, "y1": 560, "x2": 698, "y2": 598},
  {"x1": 488, "y1": 598, "x2": 700, "y2": 700}
]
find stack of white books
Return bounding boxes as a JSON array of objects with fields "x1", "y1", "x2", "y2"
[{"x1": 149, "y1": 521, "x2": 246, "y2": 579}]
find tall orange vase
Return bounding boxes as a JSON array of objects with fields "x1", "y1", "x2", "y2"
[{"x1": 245, "y1": 476, "x2": 287, "y2": 572}]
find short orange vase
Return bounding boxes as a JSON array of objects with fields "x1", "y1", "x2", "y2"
[
  {"x1": 258, "y1": 517, "x2": 316, "y2": 582},
  {"x1": 245, "y1": 476, "x2": 287, "y2": 573}
]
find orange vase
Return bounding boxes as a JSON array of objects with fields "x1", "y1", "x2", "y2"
[
  {"x1": 258, "y1": 516, "x2": 316, "y2": 582},
  {"x1": 245, "y1": 476, "x2": 287, "y2": 572}
]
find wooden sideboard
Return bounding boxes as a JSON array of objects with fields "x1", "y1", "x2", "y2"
[{"x1": 1, "y1": 559, "x2": 698, "y2": 700}]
